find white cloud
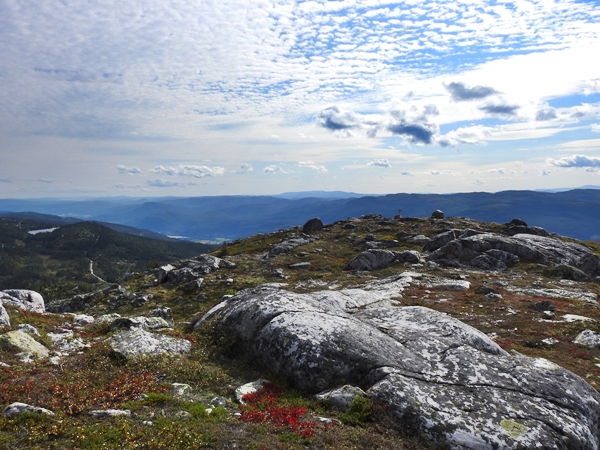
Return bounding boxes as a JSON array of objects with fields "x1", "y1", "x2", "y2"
[
  {"x1": 547, "y1": 154, "x2": 600, "y2": 168},
  {"x1": 116, "y1": 165, "x2": 142, "y2": 175},
  {"x1": 263, "y1": 165, "x2": 291, "y2": 174},
  {"x1": 299, "y1": 161, "x2": 327, "y2": 172},
  {"x1": 152, "y1": 165, "x2": 225, "y2": 178},
  {"x1": 592, "y1": 124, "x2": 600, "y2": 133},
  {"x1": 238, "y1": 163, "x2": 253, "y2": 174},
  {"x1": 368, "y1": 159, "x2": 391, "y2": 168},
  {"x1": 147, "y1": 179, "x2": 181, "y2": 187}
]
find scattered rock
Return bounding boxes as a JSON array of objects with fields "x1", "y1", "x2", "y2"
[
  {"x1": 430, "y1": 210, "x2": 445, "y2": 219},
  {"x1": 289, "y1": 262, "x2": 311, "y2": 270},
  {"x1": 315, "y1": 385, "x2": 367, "y2": 411},
  {"x1": 0, "y1": 330, "x2": 49, "y2": 358},
  {"x1": 0, "y1": 290, "x2": 45, "y2": 313},
  {"x1": 485, "y1": 293, "x2": 502, "y2": 301},
  {"x1": 563, "y1": 314, "x2": 596, "y2": 323},
  {"x1": 302, "y1": 218, "x2": 324, "y2": 233},
  {"x1": 3, "y1": 402, "x2": 54, "y2": 417},
  {"x1": 532, "y1": 300, "x2": 555, "y2": 312},
  {"x1": 109, "y1": 329, "x2": 191, "y2": 359},
  {"x1": 573, "y1": 330, "x2": 600, "y2": 349},
  {"x1": 88, "y1": 409, "x2": 131, "y2": 417},
  {"x1": 476, "y1": 285, "x2": 500, "y2": 295},
  {"x1": 544, "y1": 264, "x2": 591, "y2": 281},
  {"x1": 406, "y1": 235, "x2": 430, "y2": 245}
]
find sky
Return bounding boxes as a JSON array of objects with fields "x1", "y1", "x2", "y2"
[{"x1": 1, "y1": 0, "x2": 600, "y2": 198}]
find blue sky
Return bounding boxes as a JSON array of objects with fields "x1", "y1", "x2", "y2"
[{"x1": 1, "y1": 0, "x2": 600, "y2": 198}]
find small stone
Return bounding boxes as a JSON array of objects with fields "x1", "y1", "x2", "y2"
[
  {"x1": 88, "y1": 409, "x2": 131, "y2": 417},
  {"x1": 532, "y1": 300, "x2": 555, "y2": 312},
  {"x1": 72, "y1": 314, "x2": 95, "y2": 326},
  {"x1": 235, "y1": 379, "x2": 269, "y2": 403},
  {"x1": 289, "y1": 262, "x2": 311, "y2": 270},
  {"x1": 541, "y1": 338, "x2": 559, "y2": 345},
  {"x1": 431, "y1": 210, "x2": 445, "y2": 219},
  {"x1": 315, "y1": 385, "x2": 367, "y2": 411},
  {"x1": 485, "y1": 293, "x2": 503, "y2": 301}
]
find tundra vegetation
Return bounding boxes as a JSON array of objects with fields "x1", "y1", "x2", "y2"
[{"x1": 1, "y1": 214, "x2": 600, "y2": 449}]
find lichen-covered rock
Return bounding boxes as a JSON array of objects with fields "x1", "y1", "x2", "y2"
[
  {"x1": 109, "y1": 329, "x2": 190, "y2": 359},
  {"x1": 3, "y1": 402, "x2": 54, "y2": 417},
  {"x1": 197, "y1": 283, "x2": 600, "y2": 449},
  {"x1": 423, "y1": 230, "x2": 456, "y2": 252},
  {"x1": 574, "y1": 330, "x2": 600, "y2": 349},
  {"x1": 0, "y1": 330, "x2": 49, "y2": 358},
  {"x1": 0, "y1": 290, "x2": 45, "y2": 313}
]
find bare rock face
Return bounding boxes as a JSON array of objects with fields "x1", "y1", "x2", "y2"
[
  {"x1": 426, "y1": 232, "x2": 600, "y2": 276},
  {"x1": 197, "y1": 284, "x2": 600, "y2": 449},
  {"x1": 0, "y1": 290, "x2": 45, "y2": 313}
]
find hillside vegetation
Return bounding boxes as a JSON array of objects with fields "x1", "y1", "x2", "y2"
[
  {"x1": 0, "y1": 218, "x2": 215, "y2": 300},
  {"x1": 1, "y1": 213, "x2": 600, "y2": 448}
]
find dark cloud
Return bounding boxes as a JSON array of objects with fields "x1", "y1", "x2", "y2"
[
  {"x1": 318, "y1": 106, "x2": 360, "y2": 131},
  {"x1": 536, "y1": 108, "x2": 557, "y2": 121},
  {"x1": 478, "y1": 103, "x2": 520, "y2": 116},
  {"x1": 387, "y1": 122, "x2": 436, "y2": 144},
  {"x1": 446, "y1": 82, "x2": 498, "y2": 101}
]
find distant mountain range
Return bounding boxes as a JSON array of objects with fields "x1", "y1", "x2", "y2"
[{"x1": 1, "y1": 188, "x2": 600, "y2": 242}]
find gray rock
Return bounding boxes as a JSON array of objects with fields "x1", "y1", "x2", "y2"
[
  {"x1": 344, "y1": 249, "x2": 421, "y2": 271},
  {"x1": 289, "y1": 262, "x2": 311, "y2": 270},
  {"x1": 3, "y1": 402, "x2": 54, "y2": 417},
  {"x1": 423, "y1": 230, "x2": 456, "y2": 252},
  {"x1": 166, "y1": 268, "x2": 202, "y2": 286},
  {"x1": 545, "y1": 264, "x2": 591, "y2": 281},
  {"x1": 181, "y1": 278, "x2": 204, "y2": 291},
  {"x1": 431, "y1": 210, "x2": 445, "y2": 219},
  {"x1": 315, "y1": 385, "x2": 367, "y2": 411},
  {"x1": 150, "y1": 307, "x2": 174, "y2": 326},
  {"x1": 72, "y1": 314, "x2": 95, "y2": 326},
  {"x1": 198, "y1": 284, "x2": 600, "y2": 449},
  {"x1": 156, "y1": 264, "x2": 175, "y2": 283},
  {"x1": 428, "y1": 232, "x2": 600, "y2": 276},
  {"x1": 0, "y1": 330, "x2": 49, "y2": 358},
  {"x1": 303, "y1": 218, "x2": 324, "y2": 233},
  {"x1": 507, "y1": 224, "x2": 550, "y2": 237},
  {"x1": 532, "y1": 300, "x2": 555, "y2": 312},
  {"x1": 0, "y1": 301, "x2": 9, "y2": 327},
  {"x1": 108, "y1": 316, "x2": 171, "y2": 331},
  {"x1": 406, "y1": 234, "x2": 431, "y2": 244},
  {"x1": 235, "y1": 379, "x2": 269, "y2": 403},
  {"x1": 88, "y1": 409, "x2": 131, "y2": 417},
  {"x1": 109, "y1": 329, "x2": 191, "y2": 359},
  {"x1": 269, "y1": 234, "x2": 317, "y2": 256},
  {"x1": 0, "y1": 290, "x2": 45, "y2": 313},
  {"x1": 17, "y1": 324, "x2": 40, "y2": 335},
  {"x1": 574, "y1": 330, "x2": 600, "y2": 349}
]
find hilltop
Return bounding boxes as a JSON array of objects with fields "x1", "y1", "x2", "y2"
[{"x1": 1, "y1": 212, "x2": 600, "y2": 449}]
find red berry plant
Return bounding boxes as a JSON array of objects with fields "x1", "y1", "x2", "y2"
[{"x1": 239, "y1": 382, "x2": 323, "y2": 438}]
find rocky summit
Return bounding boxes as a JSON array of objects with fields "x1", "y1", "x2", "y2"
[{"x1": 1, "y1": 214, "x2": 600, "y2": 449}]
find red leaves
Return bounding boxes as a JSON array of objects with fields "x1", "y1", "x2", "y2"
[{"x1": 239, "y1": 382, "x2": 320, "y2": 438}]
